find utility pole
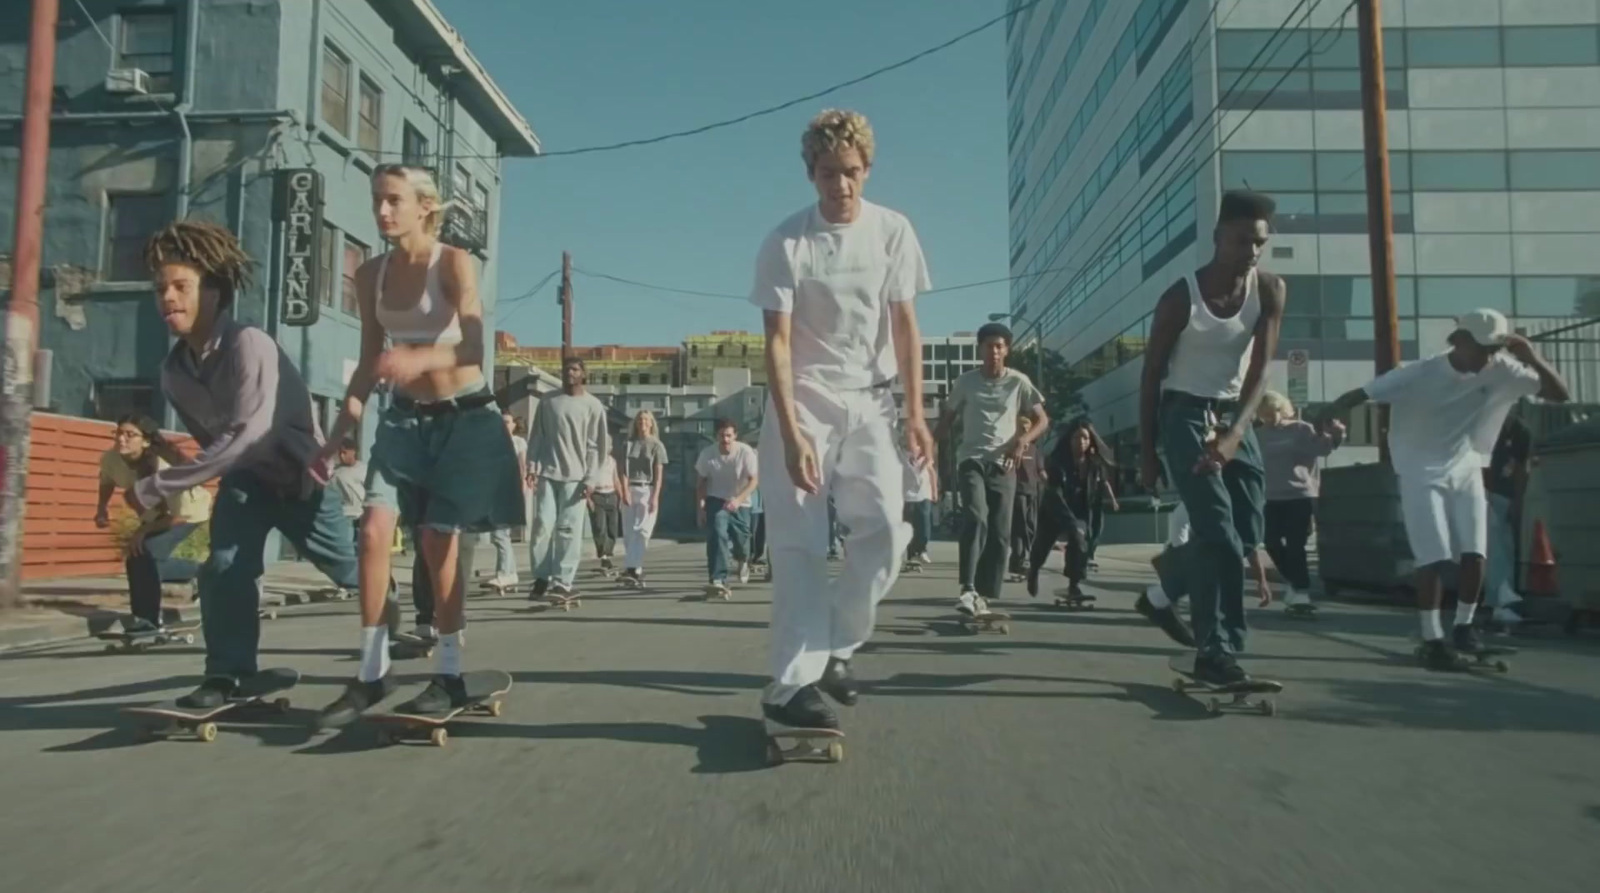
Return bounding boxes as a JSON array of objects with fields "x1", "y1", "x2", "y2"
[
  {"x1": 0, "y1": 0, "x2": 60, "y2": 610},
  {"x1": 1357, "y1": 0, "x2": 1400, "y2": 464},
  {"x1": 558, "y1": 251, "x2": 573, "y2": 357}
]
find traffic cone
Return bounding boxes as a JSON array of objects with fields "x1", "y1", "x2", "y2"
[{"x1": 1526, "y1": 519, "x2": 1558, "y2": 597}]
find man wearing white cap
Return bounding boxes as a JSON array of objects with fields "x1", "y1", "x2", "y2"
[{"x1": 1321, "y1": 309, "x2": 1568, "y2": 670}]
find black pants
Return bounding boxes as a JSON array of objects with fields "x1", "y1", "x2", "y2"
[
  {"x1": 126, "y1": 522, "x2": 201, "y2": 625},
  {"x1": 957, "y1": 459, "x2": 1017, "y2": 599},
  {"x1": 1031, "y1": 493, "x2": 1089, "y2": 584},
  {"x1": 1263, "y1": 497, "x2": 1315, "y2": 591},
  {"x1": 750, "y1": 512, "x2": 767, "y2": 563},
  {"x1": 1009, "y1": 490, "x2": 1038, "y2": 573},
  {"x1": 589, "y1": 491, "x2": 622, "y2": 558}
]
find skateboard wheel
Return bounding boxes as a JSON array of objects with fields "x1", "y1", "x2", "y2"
[
  {"x1": 183, "y1": 634, "x2": 196, "y2": 645},
  {"x1": 826, "y1": 741, "x2": 844, "y2": 763},
  {"x1": 1260, "y1": 700, "x2": 1277, "y2": 717},
  {"x1": 197, "y1": 722, "x2": 218, "y2": 743},
  {"x1": 272, "y1": 697, "x2": 291, "y2": 714},
  {"x1": 998, "y1": 624, "x2": 1011, "y2": 635},
  {"x1": 1494, "y1": 661, "x2": 1508, "y2": 673},
  {"x1": 105, "y1": 644, "x2": 118, "y2": 653},
  {"x1": 1171, "y1": 677, "x2": 1185, "y2": 693},
  {"x1": 375, "y1": 728, "x2": 396, "y2": 746},
  {"x1": 1206, "y1": 698, "x2": 1221, "y2": 715},
  {"x1": 430, "y1": 728, "x2": 448, "y2": 748},
  {"x1": 765, "y1": 739, "x2": 784, "y2": 766},
  {"x1": 486, "y1": 700, "x2": 504, "y2": 718}
]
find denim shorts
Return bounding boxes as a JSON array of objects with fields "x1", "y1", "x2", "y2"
[{"x1": 365, "y1": 384, "x2": 525, "y2": 533}]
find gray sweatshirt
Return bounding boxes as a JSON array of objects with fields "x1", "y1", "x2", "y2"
[
  {"x1": 135, "y1": 318, "x2": 321, "y2": 507},
  {"x1": 1257, "y1": 420, "x2": 1344, "y2": 501},
  {"x1": 528, "y1": 391, "x2": 610, "y2": 487}
]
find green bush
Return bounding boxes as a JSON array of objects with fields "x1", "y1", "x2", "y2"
[{"x1": 109, "y1": 513, "x2": 209, "y2": 562}]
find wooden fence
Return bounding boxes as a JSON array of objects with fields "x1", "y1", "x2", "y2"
[{"x1": 22, "y1": 413, "x2": 202, "y2": 581}]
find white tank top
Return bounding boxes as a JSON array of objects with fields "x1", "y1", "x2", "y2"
[
  {"x1": 374, "y1": 242, "x2": 463, "y2": 346},
  {"x1": 1162, "y1": 268, "x2": 1260, "y2": 400}
]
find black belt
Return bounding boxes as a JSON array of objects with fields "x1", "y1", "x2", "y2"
[
  {"x1": 1161, "y1": 391, "x2": 1240, "y2": 413},
  {"x1": 871, "y1": 378, "x2": 895, "y2": 391},
  {"x1": 392, "y1": 390, "x2": 498, "y2": 416}
]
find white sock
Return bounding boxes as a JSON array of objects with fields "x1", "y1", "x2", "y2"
[
  {"x1": 1420, "y1": 609, "x2": 1444, "y2": 642},
  {"x1": 1146, "y1": 584, "x2": 1172, "y2": 610},
  {"x1": 436, "y1": 631, "x2": 462, "y2": 677},
  {"x1": 1455, "y1": 600, "x2": 1477, "y2": 629},
  {"x1": 358, "y1": 625, "x2": 390, "y2": 683}
]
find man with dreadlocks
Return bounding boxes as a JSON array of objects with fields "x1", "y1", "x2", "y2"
[{"x1": 136, "y1": 220, "x2": 368, "y2": 708}]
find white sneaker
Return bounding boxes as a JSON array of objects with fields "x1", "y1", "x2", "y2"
[
  {"x1": 414, "y1": 623, "x2": 436, "y2": 641},
  {"x1": 1492, "y1": 606, "x2": 1521, "y2": 625},
  {"x1": 1283, "y1": 587, "x2": 1311, "y2": 608},
  {"x1": 973, "y1": 594, "x2": 991, "y2": 616},
  {"x1": 737, "y1": 561, "x2": 751, "y2": 585},
  {"x1": 917, "y1": 552, "x2": 933, "y2": 565},
  {"x1": 956, "y1": 590, "x2": 980, "y2": 616}
]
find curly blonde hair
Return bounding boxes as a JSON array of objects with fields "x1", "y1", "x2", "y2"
[
  {"x1": 801, "y1": 109, "x2": 875, "y2": 173},
  {"x1": 144, "y1": 220, "x2": 255, "y2": 310}
]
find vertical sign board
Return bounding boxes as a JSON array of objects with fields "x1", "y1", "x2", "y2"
[
  {"x1": 273, "y1": 169, "x2": 323, "y2": 327},
  {"x1": 1286, "y1": 348, "x2": 1310, "y2": 406}
]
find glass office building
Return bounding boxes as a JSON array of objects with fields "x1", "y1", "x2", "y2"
[{"x1": 1005, "y1": 0, "x2": 1600, "y2": 464}]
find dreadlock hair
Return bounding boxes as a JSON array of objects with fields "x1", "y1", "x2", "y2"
[{"x1": 144, "y1": 220, "x2": 255, "y2": 312}]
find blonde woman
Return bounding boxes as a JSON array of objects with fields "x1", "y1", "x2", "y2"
[
  {"x1": 314, "y1": 164, "x2": 523, "y2": 727},
  {"x1": 1256, "y1": 390, "x2": 1344, "y2": 614},
  {"x1": 620, "y1": 409, "x2": 668, "y2": 587}
]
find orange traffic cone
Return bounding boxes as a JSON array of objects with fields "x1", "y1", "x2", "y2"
[{"x1": 1526, "y1": 519, "x2": 1558, "y2": 597}]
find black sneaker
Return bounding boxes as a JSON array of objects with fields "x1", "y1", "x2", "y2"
[
  {"x1": 1452, "y1": 623, "x2": 1487, "y2": 655},
  {"x1": 1419, "y1": 638, "x2": 1468, "y2": 672},
  {"x1": 529, "y1": 578, "x2": 550, "y2": 600},
  {"x1": 1193, "y1": 652, "x2": 1249, "y2": 687},
  {"x1": 819, "y1": 657, "x2": 859, "y2": 707},
  {"x1": 1136, "y1": 589, "x2": 1196, "y2": 647},
  {"x1": 396, "y1": 675, "x2": 469, "y2": 715},
  {"x1": 1025, "y1": 568, "x2": 1041, "y2": 598},
  {"x1": 762, "y1": 685, "x2": 839, "y2": 731},
  {"x1": 315, "y1": 676, "x2": 395, "y2": 729},
  {"x1": 176, "y1": 676, "x2": 239, "y2": 709}
]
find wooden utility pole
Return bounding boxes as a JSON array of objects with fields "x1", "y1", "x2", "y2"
[
  {"x1": 1357, "y1": 0, "x2": 1400, "y2": 463},
  {"x1": 558, "y1": 251, "x2": 573, "y2": 357},
  {"x1": 0, "y1": 0, "x2": 60, "y2": 609}
]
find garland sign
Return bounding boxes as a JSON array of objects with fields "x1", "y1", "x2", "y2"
[{"x1": 273, "y1": 169, "x2": 323, "y2": 327}]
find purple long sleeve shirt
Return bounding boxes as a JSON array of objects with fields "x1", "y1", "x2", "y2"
[{"x1": 1256, "y1": 420, "x2": 1343, "y2": 501}]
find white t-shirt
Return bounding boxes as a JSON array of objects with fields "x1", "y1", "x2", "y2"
[
  {"x1": 1167, "y1": 503, "x2": 1191, "y2": 548},
  {"x1": 1364, "y1": 352, "x2": 1540, "y2": 482},
  {"x1": 947, "y1": 367, "x2": 1044, "y2": 464},
  {"x1": 903, "y1": 456, "x2": 933, "y2": 502},
  {"x1": 696, "y1": 442, "x2": 758, "y2": 502},
  {"x1": 749, "y1": 200, "x2": 931, "y2": 390}
]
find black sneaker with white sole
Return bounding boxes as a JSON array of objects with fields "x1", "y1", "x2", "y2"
[
  {"x1": 1192, "y1": 652, "x2": 1250, "y2": 687},
  {"x1": 176, "y1": 676, "x2": 240, "y2": 709},
  {"x1": 819, "y1": 657, "x2": 859, "y2": 707},
  {"x1": 1419, "y1": 638, "x2": 1468, "y2": 672},
  {"x1": 315, "y1": 675, "x2": 396, "y2": 729},
  {"x1": 396, "y1": 675, "x2": 469, "y2": 715},
  {"x1": 528, "y1": 578, "x2": 550, "y2": 600},
  {"x1": 1136, "y1": 590, "x2": 1196, "y2": 647},
  {"x1": 762, "y1": 685, "x2": 839, "y2": 731},
  {"x1": 1451, "y1": 623, "x2": 1488, "y2": 656}
]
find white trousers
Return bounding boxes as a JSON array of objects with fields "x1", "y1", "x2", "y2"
[
  {"x1": 623, "y1": 483, "x2": 659, "y2": 570},
  {"x1": 759, "y1": 381, "x2": 910, "y2": 705},
  {"x1": 1399, "y1": 465, "x2": 1488, "y2": 569}
]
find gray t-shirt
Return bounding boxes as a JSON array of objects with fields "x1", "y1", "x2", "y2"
[
  {"x1": 947, "y1": 367, "x2": 1043, "y2": 464},
  {"x1": 527, "y1": 391, "x2": 610, "y2": 487},
  {"x1": 625, "y1": 437, "x2": 669, "y2": 486},
  {"x1": 330, "y1": 461, "x2": 367, "y2": 518}
]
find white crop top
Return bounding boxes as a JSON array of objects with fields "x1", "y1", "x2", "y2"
[
  {"x1": 1162, "y1": 267, "x2": 1260, "y2": 400},
  {"x1": 374, "y1": 242, "x2": 463, "y2": 346}
]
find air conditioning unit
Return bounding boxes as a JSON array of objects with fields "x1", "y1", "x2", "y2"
[{"x1": 105, "y1": 68, "x2": 151, "y2": 96}]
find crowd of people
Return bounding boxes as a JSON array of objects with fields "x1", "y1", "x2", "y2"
[{"x1": 92, "y1": 108, "x2": 1569, "y2": 740}]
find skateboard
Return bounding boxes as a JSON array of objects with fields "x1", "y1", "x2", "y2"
[
  {"x1": 388, "y1": 631, "x2": 436, "y2": 660},
  {"x1": 763, "y1": 720, "x2": 844, "y2": 765},
  {"x1": 956, "y1": 610, "x2": 1012, "y2": 635},
  {"x1": 704, "y1": 583, "x2": 732, "y2": 602},
  {"x1": 1284, "y1": 603, "x2": 1319, "y2": 620},
  {"x1": 481, "y1": 578, "x2": 519, "y2": 595},
  {"x1": 547, "y1": 593, "x2": 581, "y2": 611},
  {"x1": 1005, "y1": 572, "x2": 1026, "y2": 583},
  {"x1": 367, "y1": 670, "x2": 512, "y2": 747},
  {"x1": 96, "y1": 621, "x2": 200, "y2": 654},
  {"x1": 1168, "y1": 653, "x2": 1283, "y2": 716},
  {"x1": 123, "y1": 667, "x2": 299, "y2": 742},
  {"x1": 901, "y1": 561, "x2": 924, "y2": 574},
  {"x1": 1052, "y1": 589, "x2": 1096, "y2": 611},
  {"x1": 618, "y1": 574, "x2": 647, "y2": 591},
  {"x1": 1415, "y1": 643, "x2": 1515, "y2": 673}
]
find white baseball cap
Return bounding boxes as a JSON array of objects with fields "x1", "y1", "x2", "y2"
[{"x1": 1454, "y1": 308, "x2": 1510, "y2": 347}]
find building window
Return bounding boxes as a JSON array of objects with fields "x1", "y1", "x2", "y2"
[
  {"x1": 321, "y1": 44, "x2": 350, "y2": 135},
  {"x1": 93, "y1": 378, "x2": 158, "y2": 422},
  {"x1": 638, "y1": 373, "x2": 651, "y2": 385},
  {"x1": 619, "y1": 373, "x2": 632, "y2": 385},
  {"x1": 402, "y1": 123, "x2": 429, "y2": 166},
  {"x1": 453, "y1": 165, "x2": 472, "y2": 201},
  {"x1": 1405, "y1": 27, "x2": 1501, "y2": 68},
  {"x1": 317, "y1": 223, "x2": 337, "y2": 307},
  {"x1": 1509, "y1": 150, "x2": 1600, "y2": 191},
  {"x1": 1418, "y1": 277, "x2": 1512, "y2": 318},
  {"x1": 1410, "y1": 151, "x2": 1506, "y2": 192},
  {"x1": 103, "y1": 193, "x2": 167, "y2": 281},
  {"x1": 716, "y1": 345, "x2": 726, "y2": 357},
  {"x1": 357, "y1": 77, "x2": 382, "y2": 155},
  {"x1": 1504, "y1": 26, "x2": 1600, "y2": 67},
  {"x1": 342, "y1": 237, "x2": 369, "y2": 316},
  {"x1": 117, "y1": 10, "x2": 176, "y2": 94}
]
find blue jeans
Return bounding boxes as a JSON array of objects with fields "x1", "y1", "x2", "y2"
[
  {"x1": 1485, "y1": 492, "x2": 1516, "y2": 607},
  {"x1": 491, "y1": 527, "x2": 516, "y2": 580},
  {"x1": 203, "y1": 473, "x2": 358, "y2": 678},
  {"x1": 904, "y1": 500, "x2": 933, "y2": 557},
  {"x1": 705, "y1": 497, "x2": 751, "y2": 583},
  {"x1": 1159, "y1": 393, "x2": 1266, "y2": 658},
  {"x1": 126, "y1": 522, "x2": 201, "y2": 625},
  {"x1": 529, "y1": 479, "x2": 588, "y2": 587}
]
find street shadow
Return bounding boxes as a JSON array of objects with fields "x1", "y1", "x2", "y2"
[
  {"x1": 865, "y1": 672, "x2": 1220, "y2": 722},
  {"x1": 480, "y1": 614, "x2": 770, "y2": 633},
  {"x1": 1281, "y1": 675, "x2": 1600, "y2": 735},
  {"x1": 1585, "y1": 805, "x2": 1600, "y2": 825},
  {"x1": 509, "y1": 668, "x2": 765, "y2": 697},
  {"x1": 43, "y1": 704, "x2": 326, "y2": 752}
]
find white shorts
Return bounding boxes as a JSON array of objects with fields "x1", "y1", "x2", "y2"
[{"x1": 1398, "y1": 468, "x2": 1487, "y2": 568}]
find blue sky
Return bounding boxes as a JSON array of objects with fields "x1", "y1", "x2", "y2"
[{"x1": 435, "y1": 0, "x2": 1012, "y2": 348}]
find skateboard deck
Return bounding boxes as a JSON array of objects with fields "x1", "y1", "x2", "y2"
[
  {"x1": 123, "y1": 667, "x2": 299, "y2": 742},
  {"x1": 763, "y1": 720, "x2": 844, "y2": 765},
  {"x1": 618, "y1": 574, "x2": 647, "y2": 591},
  {"x1": 956, "y1": 611, "x2": 1012, "y2": 635},
  {"x1": 1052, "y1": 590, "x2": 1096, "y2": 611},
  {"x1": 1284, "y1": 603, "x2": 1319, "y2": 620},
  {"x1": 704, "y1": 583, "x2": 732, "y2": 601},
  {"x1": 1415, "y1": 643, "x2": 1515, "y2": 673},
  {"x1": 901, "y1": 562, "x2": 925, "y2": 574},
  {"x1": 547, "y1": 593, "x2": 581, "y2": 611},
  {"x1": 96, "y1": 621, "x2": 200, "y2": 654},
  {"x1": 1167, "y1": 653, "x2": 1283, "y2": 716},
  {"x1": 367, "y1": 670, "x2": 512, "y2": 747},
  {"x1": 481, "y1": 579, "x2": 518, "y2": 595}
]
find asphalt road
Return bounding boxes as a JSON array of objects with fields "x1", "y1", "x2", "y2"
[{"x1": 2, "y1": 540, "x2": 1598, "y2": 893}]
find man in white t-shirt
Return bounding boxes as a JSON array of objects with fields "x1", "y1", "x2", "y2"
[
  {"x1": 933, "y1": 322, "x2": 1048, "y2": 615},
  {"x1": 695, "y1": 419, "x2": 759, "y2": 596},
  {"x1": 1322, "y1": 308, "x2": 1569, "y2": 670},
  {"x1": 750, "y1": 109, "x2": 933, "y2": 734}
]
